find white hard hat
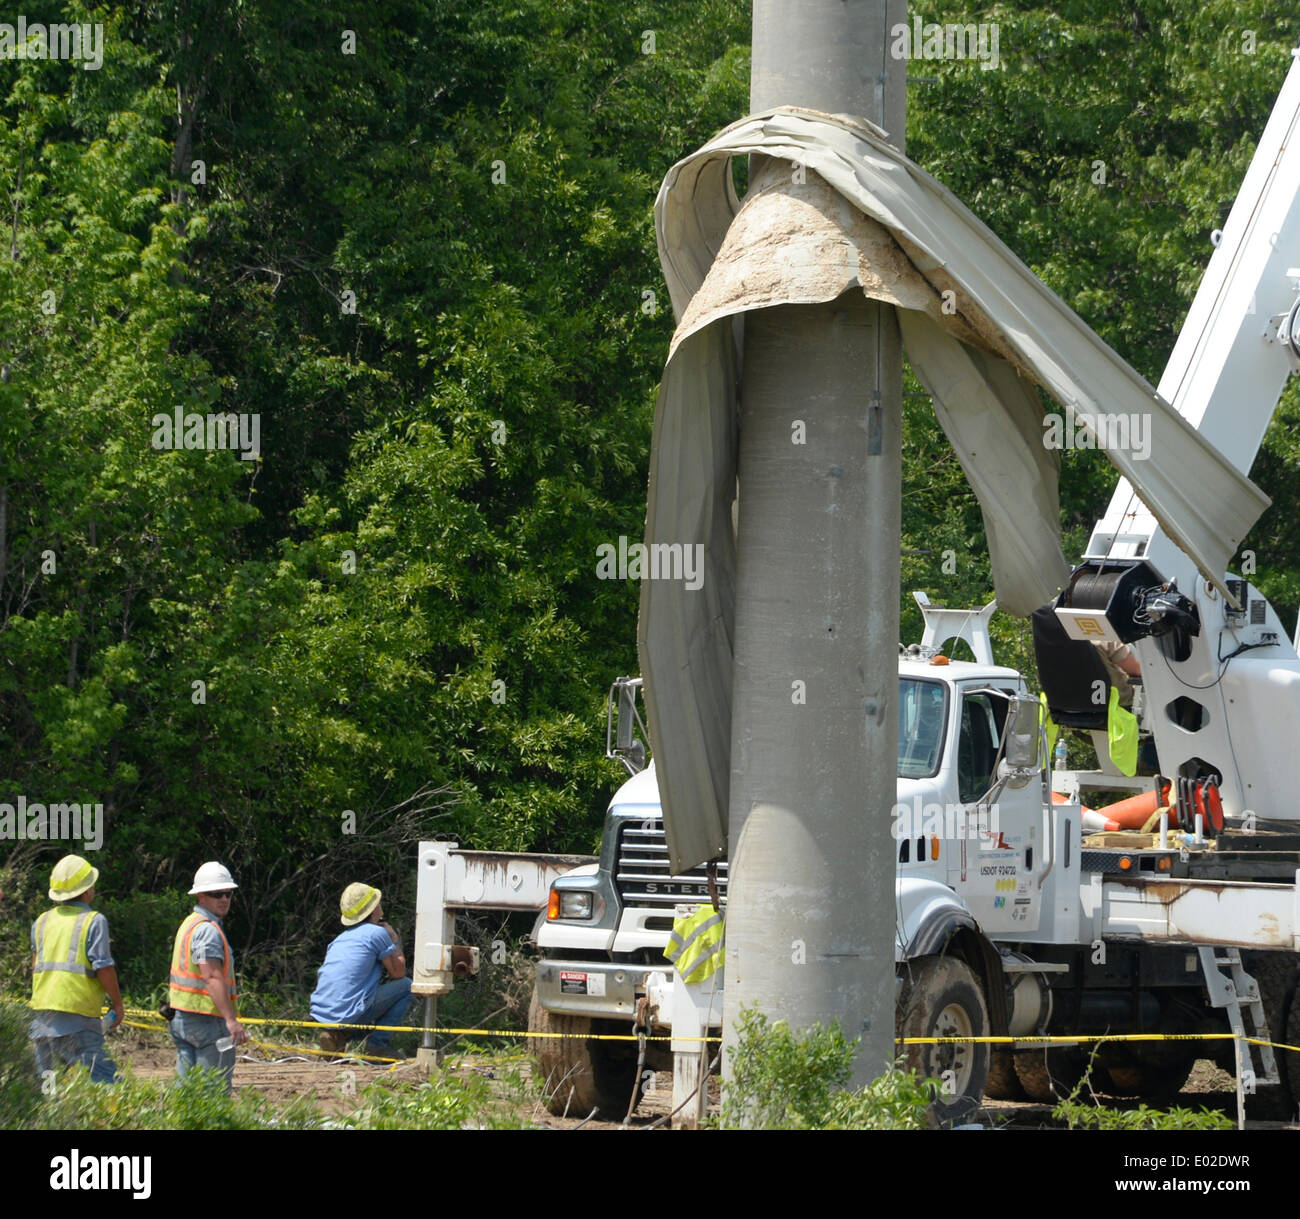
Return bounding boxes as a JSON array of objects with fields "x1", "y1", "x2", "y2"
[{"x1": 189, "y1": 861, "x2": 238, "y2": 895}]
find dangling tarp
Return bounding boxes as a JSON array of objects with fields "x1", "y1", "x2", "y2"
[{"x1": 639, "y1": 107, "x2": 1270, "y2": 874}]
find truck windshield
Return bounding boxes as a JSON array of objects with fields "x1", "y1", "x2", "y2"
[{"x1": 898, "y1": 678, "x2": 947, "y2": 778}]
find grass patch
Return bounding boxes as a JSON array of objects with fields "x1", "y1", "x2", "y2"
[
  {"x1": 0, "y1": 1006, "x2": 542, "y2": 1131},
  {"x1": 1052, "y1": 1096, "x2": 1235, "y2": 1131}
]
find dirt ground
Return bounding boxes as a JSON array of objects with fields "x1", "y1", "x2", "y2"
[
  {"x1": 117, "y1": 1029, "x2": 406, "y2": 1114},
  {"x1": 110, "y1": 1023, "x2": 685, "y2": 1127},
  {"x1": 106, "y1": 1025, "x2": 1291, "y2": 1130}
]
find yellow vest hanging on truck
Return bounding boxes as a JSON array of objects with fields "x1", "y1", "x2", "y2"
[
  {"x1": 1041, "y1": 689, "x2": 1137, "y2": 777},
  {"x1": 31, "y1": 906, "x2": 104, "y2": 1018},
  {"x1": 665, "y1": 904, "x2": 725, "y2": 984},
  {"x1": 1040, "y1": 693, "x2": 1058, "y2": 759},
  {"x1": 1107, "y1": 687, "x2": 1138, "y2": 777}
]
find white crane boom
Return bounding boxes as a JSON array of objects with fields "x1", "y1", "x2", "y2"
[{"x1": 1074, "y1": 50, "x2": 1300, "y2": 823}]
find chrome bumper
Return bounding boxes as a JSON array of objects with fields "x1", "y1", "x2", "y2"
[{"x1": 535, "y1": 959, "x2": 650, "y2": 1019}]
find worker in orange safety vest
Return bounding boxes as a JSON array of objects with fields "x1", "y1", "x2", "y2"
[{"x1": 166, "y1": 861, "x2": 248, "y2": 1091}]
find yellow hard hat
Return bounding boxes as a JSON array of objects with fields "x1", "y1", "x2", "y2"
[
  {"x1": 49, "y1": 855, "x2": 99, "y2": 902},
  {"x1": 340, "y1": 883, "x2": 381, "y2": 926}
]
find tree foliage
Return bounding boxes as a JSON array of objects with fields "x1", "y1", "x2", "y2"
[{"x1": 2, "y1": 0, "x2": 1298, "y2": 993}]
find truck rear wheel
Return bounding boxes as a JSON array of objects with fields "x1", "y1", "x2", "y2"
[
  {"x1": 1283, "y1": 983, "x2": 1300, "y2": 1114},
  {"x1": 1094, "y1": 1045, "x2": 1196, "y2": 1103},
  {"x1": 527, "y1": 989, "x2": 640, "y2": 1119},
  {"x1": 984, "y1": 1049, "x2": 1026, "y2": 1100},
  {"x1": 897, "y1": 956, "x2": 990, "y2": 1127}
]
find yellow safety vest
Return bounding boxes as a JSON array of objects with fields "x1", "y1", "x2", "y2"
[
  {"x1": 1040, "y1": 693, "x2": 1058, "y2": 759},
  {"x1": 31, "y1": 905, "x2": 104, "y2": 1018},
  {"x1": 1041, "y1": 689, "x2": 1138, "y2": 777},
  {"x1": 169, "y1": 912, "x2": 237, "y2": 1015},
  {"x1": 665, "y1": 904, "x2": 725, "y2": 985},
  {"x1": 1107, "y1": 687, "x2": 1138, "y2": 777}
]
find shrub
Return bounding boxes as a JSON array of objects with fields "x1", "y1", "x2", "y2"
[
  {"x1": 0, "y1": 1000, "x2": 42, "y2": 1129},
  {"x1": 719, "y1": 1007, "x2": 933, "y2": 1130},
  {"x1": 0, "y1": 853, "x2": 44, "y2": 996},
  {"x1": 825, "y1": 1066, "x2": 938, "y2": 1130}
]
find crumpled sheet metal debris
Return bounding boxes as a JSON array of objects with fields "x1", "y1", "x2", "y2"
[{"x1": 639, "y1": 106, "x2": 1269, "y2": 874}]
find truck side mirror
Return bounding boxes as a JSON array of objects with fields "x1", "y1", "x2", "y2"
[
  {"x1": 607, "y1": 676, "x2": 649, "y2": 775},
  {"x1": 623, "y1": 738, "x2": 647, "y2": 772},
  {"x1": 1003, "y1": 696, "x2": 1040, "y2": 771},
  {"x1": 617, "y1": 681, "x2": 641, "y2": 754}
]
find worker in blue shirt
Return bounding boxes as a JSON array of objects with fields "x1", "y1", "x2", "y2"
[{"x1": 311, "y1": 883, "x2": 413, "y2": 1055}]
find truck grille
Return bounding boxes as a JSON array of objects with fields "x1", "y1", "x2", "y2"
[{"x1": 615, "y1": 823, "x2": 728, "y2": 907}]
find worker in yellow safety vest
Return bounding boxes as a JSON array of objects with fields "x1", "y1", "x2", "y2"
[
  {"x1": 29, "y1": 855, "x2": 123, "y2": 1084},
  {"x1": 665, "y1": 903, "x2": 725, "y2": 984},
  {"x1": 1043, "y1": 643, "x2": 1141, "y2": 778},
  {"x1": 167, "y1": 861, "x2": 247, "y2": 1091}
]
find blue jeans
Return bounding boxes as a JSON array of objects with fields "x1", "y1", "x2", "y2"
[
  {"x1": 170, "y1": 1009, "x2": 235, "y2": 1092},
  {"x1": 355, "y1": 978, "x2": 414, "y2": 1050},
  {"x1": 33, "y1": 1029, "x2": 119, "y2": 1084}
]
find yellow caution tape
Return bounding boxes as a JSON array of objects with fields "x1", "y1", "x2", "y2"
[
  {"x1": 18, "y1": 1000, "x2": 1300, "y2": 1054},
  {"x1": 116, "y1": 1013, "x2": 401, "y2": 1064},
  {"x1": 903, "y1": 1033, "x2": 1240, "y2": 1045},
  {"x1": 116, "y1": 1007, "x2": 1300, "y2": 1051},
  {"x1": 115, "y1": 1006, "x2": 716, "y2": 1044}
]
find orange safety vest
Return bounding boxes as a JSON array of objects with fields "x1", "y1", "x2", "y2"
[{"x1": 168, "y1": 911, "x2": 238, "y2": 1016}]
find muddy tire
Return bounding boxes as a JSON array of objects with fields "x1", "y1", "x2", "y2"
[
  {"x1": 527, "y1": 988, "x2": 640, "y2": 1119},
  {"x1": 897, "y1": 956, "x2": 990, "y2": 1127},
  {"x1": 1094, "y1": 1045, "x2": 1196, "y2": 1103},
  {"x1": 1283, "y1": 985, "x2": 1300, "y2": 1119},
  {"x1": 1013, "y1": 1046, "x2": 1084, "y2": 1103},
  {"x1": 983, "y1": 1048, "x2": 1026, "y2": 1100}
]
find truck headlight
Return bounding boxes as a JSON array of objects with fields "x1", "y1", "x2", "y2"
[
  {"x1": 557, "y1": 891, "x2": 594, "y2": 920},
  {"x1": 548, "y1": 888, "x2": 598, "y2": 920}
]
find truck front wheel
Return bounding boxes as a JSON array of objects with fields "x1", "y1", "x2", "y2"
[
  {"x1": 897, "y1": 956, "x2": 990, "y2": 1127},
  {"x1": 528, "y1": 988, "x2": 641, "y2": 1119}
]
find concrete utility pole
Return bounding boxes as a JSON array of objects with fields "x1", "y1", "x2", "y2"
[{"x1": 725, "y1": 0, "x2": 906, "y2": 1091}]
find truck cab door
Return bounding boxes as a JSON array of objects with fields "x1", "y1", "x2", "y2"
[{"x1": 951, "y1": 687, "x2": 1043, "y2": 933}]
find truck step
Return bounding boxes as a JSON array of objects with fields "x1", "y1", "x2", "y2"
[{"x1": 1197, "y1": 945, "x2": 1280, "y2": 1127}]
